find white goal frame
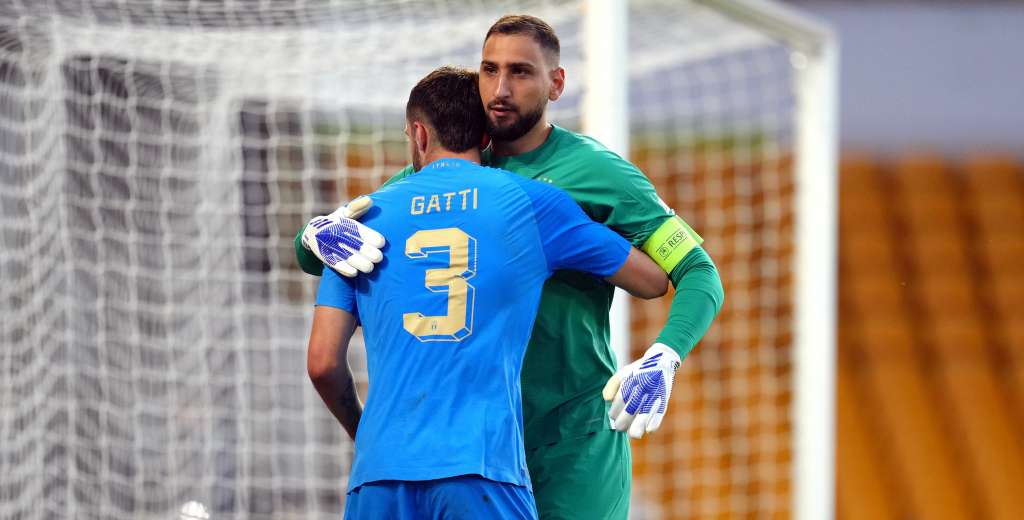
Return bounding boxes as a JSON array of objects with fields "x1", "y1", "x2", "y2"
[{"x1": 585, "y1": 1, "x2": 838, "y2": 519}]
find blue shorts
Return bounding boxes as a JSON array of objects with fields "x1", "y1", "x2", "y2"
[{"x1": 344, "y1": 475, "x2": 538, "y2": 520}]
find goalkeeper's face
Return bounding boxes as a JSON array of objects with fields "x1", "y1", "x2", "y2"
[{"x1": 479, "y1": 34, "x2": 560, "y2": 142}]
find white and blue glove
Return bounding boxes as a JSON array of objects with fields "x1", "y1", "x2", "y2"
[
  {"x1": 603, "y1": 343, "x2": 681, "y2": 439},
  {"x1": 301, "y1": 196, "x2": 386, "y2": 277}
]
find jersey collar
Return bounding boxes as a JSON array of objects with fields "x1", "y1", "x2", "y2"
[
  {"x1": 487, "y1": 124, "x2": 564, "y2": 167},
  {"x1": 419, "y1": 157, "x2": 475, "y2": 173}
]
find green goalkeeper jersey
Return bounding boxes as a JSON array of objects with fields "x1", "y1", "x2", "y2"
[
  {"x1": 484, "y1": 126, "x2": 679, "y2": 447},
  {"x1": 296, "y1": 125, "x2": 720, "y2": 448}
]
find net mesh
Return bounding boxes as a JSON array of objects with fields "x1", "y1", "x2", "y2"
[{"x1": 0, "y1": 1, "x2": 799, "y2": 518}]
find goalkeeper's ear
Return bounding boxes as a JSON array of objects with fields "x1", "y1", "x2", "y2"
[{"x1": 606, "y1": 248, "x2": 669, "y2": 300}]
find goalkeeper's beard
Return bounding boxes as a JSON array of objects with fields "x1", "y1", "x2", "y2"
[{"x1": 486, "y1": 100, "x2": 546, "y2": 142}]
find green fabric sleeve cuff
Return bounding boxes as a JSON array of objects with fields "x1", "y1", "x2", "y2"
[
  {"x1": 655, "y1": 245, "x2": 724, "y2": 360},
  {"x1": 295, "y1": 225, "x2": 325, "y2": 276}
]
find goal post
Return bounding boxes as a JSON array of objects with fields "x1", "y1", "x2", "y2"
[
  {"x1": 691, "y1": 3, "x2": 839, "y2": 519},
  {"x1": 582, "y1": 0, "x2": 632, "y2": 370},
  {"x1": 589, "y1": 2, "x2": 835, "y2": 517}
]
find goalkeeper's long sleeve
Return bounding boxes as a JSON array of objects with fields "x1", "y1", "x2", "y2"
[
  {"x1": 295, "y1": 227, "x2": 324, "y2": 276},
  {"x1": 655, "y1": 246, "x2": 725, "y2": 360}
]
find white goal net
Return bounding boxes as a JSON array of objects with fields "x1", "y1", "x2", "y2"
[{"x1": 0, "y1": 1, "x2": 833, "y2": 519}]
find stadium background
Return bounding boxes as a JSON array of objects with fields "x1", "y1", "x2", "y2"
[{"x1": 0, "y1": 1, "x2": 1021, "y2": 519}]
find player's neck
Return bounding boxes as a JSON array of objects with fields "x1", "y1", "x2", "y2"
[
  {"x1": 491, "y1": 120, "x2": 553, "y2": 157},
  {"x1": 422, "y1": 148, "x2": 481, "y2": 168}
]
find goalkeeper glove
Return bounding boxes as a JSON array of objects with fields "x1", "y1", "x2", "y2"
[
  {"x1": 301, "y1": 196, "x2": 386, "y2": 277},
  {"x1": 603, "y1": 343, "x2": 681, "y2": 439}
]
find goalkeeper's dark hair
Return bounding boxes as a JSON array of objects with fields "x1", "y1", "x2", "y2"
[
  {"x1": 406, "y1": 66, "x2": 485, "y2": 153},
  {"x1": 485, "y1": 14, "x2": 560, "y2": 66}
]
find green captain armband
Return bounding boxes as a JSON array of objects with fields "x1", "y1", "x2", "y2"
[{"x1": 641, "y1": 216, "x2": 704, "y2": 274}]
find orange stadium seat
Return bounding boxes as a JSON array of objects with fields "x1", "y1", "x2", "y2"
[
  {"x1": 839, "y1": 153, "x2": 1024, "y2": 520},
  {"x1": 964, "y1": 155, "x2": 1022, "y2": 195},
  {"x1": 836, "y1": 354, "x2": 898, "y2": 520},
  {"x1": 907, "y1": 233, "x2": 971, "y2": 278},
  {"x1": 894, "y1": 155, "x2": 956, "y2": 196},
  {"x1": 973, "y1": 198, "x2": 1024, "y2": 234},
  {"x1": 847, "y1": 275, "x2": 911, "y2": 322},
  {"x1": 840, "y1": 193, "x2": 890, "y2": 234},
  {"x1": 926, "y1": 317, "x2": 1024, "y2": 520},
  {"x1": 979, "y1": 233, "x2": 1024, "y2": 277},
  {"x1": 840, "y1": 155, "x2": 891, "y2": 233},
  {"x1": 853, "y1": 316, "x2": 973, "y2": 520},
  {"x1": 915, "y1": 275, "x2": 978, "y2": 320},
  {"x1": 840, "y1": 233, "x2": 901, "y2": 279},
  {"x1": 901, "y1": 192, "x2": 960, "y2": 233},
  {"x1": 988, "y1": 277, "x2": 1024, "y2": 319}
]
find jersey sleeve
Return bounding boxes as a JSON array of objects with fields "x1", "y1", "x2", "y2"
[
  {"x1": 513, "y1": 176, "x2": 630, "y2": 277},
  {"x1": 570, "y1": 146, "x2": 703, "y2": 274},
  {"x1": 381, "y1": 164, "x2": 415, "y2": 188},
  {"x1": 315, "y1": 266, "x2": 358, "y2": 317}
]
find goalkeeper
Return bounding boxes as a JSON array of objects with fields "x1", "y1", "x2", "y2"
[{"x1": 298, "y1": 15, "x2": 724, "y2": 520}]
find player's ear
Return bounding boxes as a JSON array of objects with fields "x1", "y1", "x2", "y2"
[
  {"x1": 413, "y1": 121, "x2": 430, "y2": 154},
  {"x1": 548, "y1": 67, "x2": 565, "y2": 101}
]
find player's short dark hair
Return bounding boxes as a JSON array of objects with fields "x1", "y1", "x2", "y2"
[
  {"x1": 406, "y1": 66, "x2": 485, "y2": 153},
  {"x1": 485, "y1": 14, "x2": 560, "y2": 66}
]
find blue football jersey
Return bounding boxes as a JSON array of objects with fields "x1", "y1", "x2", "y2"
[{"x1": 316, "y1": 158, "x2": 630, "y2": 492}]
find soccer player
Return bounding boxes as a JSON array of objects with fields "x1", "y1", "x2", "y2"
[
  {"x1": 299, "y1": 16, "x2": 725, "y2": 520},
  {"x1": 307, "y1": 67, "x2": 668, "y2": 519}
]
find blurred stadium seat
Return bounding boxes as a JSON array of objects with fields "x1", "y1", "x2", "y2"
[{"x1": 839, "y1": 154, "x2": 1024, "y2": 520}]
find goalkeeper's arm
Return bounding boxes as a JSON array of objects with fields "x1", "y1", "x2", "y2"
[
  {"x1": 307, "y1": 306, "x2": 361, "y2": 439},
  {"x1": 658, "y1": 244, "x2": 724, "y2": 359},
  {"x1": 604, "y1": 220, "x2": 724, "y2": 438}
]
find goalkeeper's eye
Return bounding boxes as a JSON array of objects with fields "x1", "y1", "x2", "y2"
[{"x1": 510, "y1": 65, "x2": 533, "y2": 77}]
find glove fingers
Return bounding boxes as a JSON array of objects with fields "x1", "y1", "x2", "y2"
[
  {"x1": 629, "y1": 413, "x2": 651, "y2": 439},
  {"x1": 345, "y1": 252, "x2": 374, "y2": 274},
  {"x1": 608, "y1": 392, "x2": 626, "y2": 422},
  {"x1": 342, "y1": 196, "x2": 373, "y2": 219},
  {"x1": 356, "y1": 223, "x2": 386, "y2": 249},
  {"x1": 647, "y1": 399, "x2": 663, "y2": 431},
  {"x1": 613, "y1": 410, "x2": 634, "y2": 433},
  {"x1": 602, "y1": 374, "x2": 622, "y2": 402},
  {"x1": 330, "y1": 260, "x2": 358, "y2": 278},
  {"x1": 358, "y1": 242, "x2": 383, "y2": 263},
  {"x1": 615, "y1": 388, "x2": 646, "y2": 432}
]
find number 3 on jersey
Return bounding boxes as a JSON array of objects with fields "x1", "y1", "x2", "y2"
[{"x1": 403, "y1": 228, "x2": 477, "y2": 342}]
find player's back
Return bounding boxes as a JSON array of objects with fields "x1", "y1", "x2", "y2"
[{"x1": 341, "y1": 158, "x2": 561, "y2": 492}]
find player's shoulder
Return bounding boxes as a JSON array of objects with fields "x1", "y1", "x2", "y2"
[
  {"x1": 485, "y1": 163, "x2": 559, "y2": 196},
  {"x1": 551, "y1": 125, "x2": 640, "y2": 174}
]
